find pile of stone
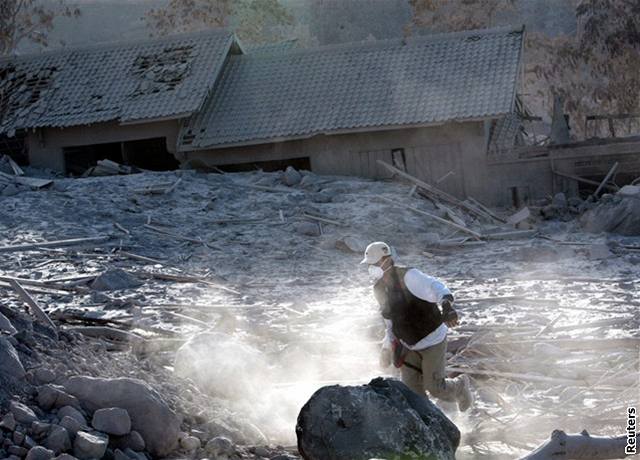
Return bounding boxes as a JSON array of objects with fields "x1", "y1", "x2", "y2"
[{"x1": 580, "y1": 185, "x2": 640, "y2": 236}]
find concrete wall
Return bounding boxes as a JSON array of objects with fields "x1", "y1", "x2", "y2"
[
  {"x1": 181, "y1": 121, "x2": 555, "y2": 207},
  {"x1": 27, "y1": 120, "x2": 181, "y2": 173}
]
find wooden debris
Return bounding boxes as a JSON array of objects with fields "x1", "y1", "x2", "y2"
[
  {"x1": 466, "y1": 197, "x2": 507, "y2": 223},
  {"x1": 113, "y1": 222, "x2": 130, "y2": 235},
  {"x1": 507, "y1": 207, "x2": 531, "y2": 226},
  {"x1": 9, "y1": 279, "x2": 58, "y2": 336},
  {"x1": 0, "y1": 171, "x2": 53, "y2": 188},
  {"x1": 164, "y1": 177, "x2": 183, "y2": 195},
  {"x1": 594, "y1": 161, "x2": 619, "y2": 197},
  {"x1": 482, "y1": 229, "x2": 538, "y2": 240},
  {"x1": 379, "y1": 196, "x2": 482, "y2": 240},
  {"x1": 378, "y1": 160, "x2": 498, "y2": 222},
  {"x1": 551, "y1": 168, "x2": 618, "y2": 192},
  {"x1": 89, "y1": 159, "x2": 136, "y2": 176},
  {"x1": 302, "y1": 212, "x2": 345, "y2": 227},
  {"x1": 65, "y1": 326, "x2": 143, "y2": 343},
  {"x1": 143, "y1": 224, "x2": 220, "y2": 249},
  {"x1": 0, "y1": 236, "x2": 111, "y2": 253},
  {"x1": 534, "y1": 313, "x2": 564, "y2": 338},
  {"x1": 521, "y1": 430, "x2": 628, "y2": 460},
  {"x1": 133, "y1": 270, "x2": 240, "y2": 295}
]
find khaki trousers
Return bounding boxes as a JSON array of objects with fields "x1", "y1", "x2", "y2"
[{"x1": 401, "y1": 339, "x2": 458, "y2": 401}]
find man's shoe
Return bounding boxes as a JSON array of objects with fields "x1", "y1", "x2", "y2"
[{"x1": 456, "y1": 374, "x2": 473, "y2": 412}]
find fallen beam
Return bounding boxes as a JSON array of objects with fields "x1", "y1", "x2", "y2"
[
  {"x1": 0, "y1": 236, "x2": 111, "y2": 253},
  {"x1": 594, "y1": 161, "x2": 619, "y2": 197},
  {"x1": 520, "y1": 430, "x2": 628, "y2": 460},
  {"x1": 9, "y1": 279, "x2": 58, "y2": 337},
  {"x1": 379, "y1": 196, "x2": 482, "y2": 239}
]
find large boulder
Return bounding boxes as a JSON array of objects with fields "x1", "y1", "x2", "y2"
[
  {"x1": 581, "y1": 196, "x2": 640, "y2": 235},
  {"x1": 63, "y1": 376, "x2": 180, "y2": 457},
  {"x1": 296, "y1": 377, "x2": 460, "y2": 460},
  {"x1": 0, "y1": 337, "x2": 26, "y2": 380}
]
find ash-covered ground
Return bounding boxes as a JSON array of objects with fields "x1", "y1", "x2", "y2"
[{"x1": 0, "y1": 168, "x2": 638, "y2": 460}]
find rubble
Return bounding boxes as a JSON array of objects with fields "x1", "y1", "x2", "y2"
[{"x1": 0, "y1": 167, "x2": 637, "y2": 459}]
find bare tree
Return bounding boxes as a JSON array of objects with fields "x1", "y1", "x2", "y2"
[
  {"x1": 0, "y1": 0, "x2": 80, "y2": 56},
  {"x1": 407, "y1": 0, "x2": 640, "y2": 138},
  {"x1": 146, "y1": 0, "x2": 294, "y2": 45}
]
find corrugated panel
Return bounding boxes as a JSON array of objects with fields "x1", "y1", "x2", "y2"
[
  {"x1": 180, "y1": 27, "x2": 523, "y2": 150},
  {"x1": 0, "y1": 30, "x2": 234, "y2": 135}
]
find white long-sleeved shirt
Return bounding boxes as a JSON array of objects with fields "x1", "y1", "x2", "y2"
[{"x1": 381, "y1": 268, "x2": 451, "y2": 351}]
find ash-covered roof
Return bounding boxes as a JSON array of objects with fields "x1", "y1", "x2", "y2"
[
  {"x1": 179, "y1": 26, "x2": 524, "y2": 150},
  {"x1": 0, "y1": 30, "x2": 236, "y2": 135}
]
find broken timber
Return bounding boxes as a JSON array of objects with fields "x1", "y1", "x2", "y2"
[
  {"x1": 0, "y1": 236, "x2": 111, "y2": 253},
  {"x1": 520, "y1": 430, "x2": 628, "y2": 460},
  {"x1": 9, "y1": 279, "x2": 58, "y2": 337},
  {"x1": 379, "y1": 196, "x2": 482, "y2": 240},
  {"x1": 377, "y1": 160, "x2": 499, "y2": 222}
]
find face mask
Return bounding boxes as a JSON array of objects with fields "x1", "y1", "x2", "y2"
[{"x1": 368, "y1": 265, "x2": 384, "y2": 280}]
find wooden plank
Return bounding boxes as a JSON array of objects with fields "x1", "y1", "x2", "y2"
[
  {"x1": 0, "y1": 236, "x2": 111, "y2": 253},
  {"x1": 377, "y1": 160, "x2": 495, "y2": 221},
  {"x1": 164, "y1": 177, "x2": 183, "y2": 195},
  {"x1": 467, "y1": 197, "x2": 506, "y2": 223},
  {"x1": 594, "y1": 161, "x2": 619, "y2": 196},
  {"x1": 9, "y1": 279, "x2": 58, "y2": 336},
  {"x1": 0, "y1": 171, "x2": 52, "y2": 188},
  {"x1": 66, "y1": 326, "x2": 143, "y2": 343},
  {"x1": 551, "y1": 168, "x2": 618, "y2": 191},
  {"x1": 379, "y1": 196, "x2": 482, "y2": 239}
]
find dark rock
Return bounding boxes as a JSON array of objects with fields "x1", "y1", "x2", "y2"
[
  {"x1": 73, "y1": 431, "x2": 108, "y2": 460},
  {"x1": 282, "y1": 166, "x2": 302, "y2": 186},
  {"x1": 37, "y1": 386, "x2": 80, "y2": 411},
  {"x1": 91, "y1": 408, "x2": 131, "y2": 436},
  {"x1": 295, "y1": 222, "x2": 320, "y2": 237},
  {"x1": 25, "y1": 445, "x2": 54, "y2": 460},
  {"x1": 90, "y1": 269, "x2": 142, "y2": 291},
  {"x1": 0, "y1": 338, "x2": 26, "y2": 381},
  {"x1": 296, "y1": 377, "x2": 460, "y2": 460},
  {"x1": 9, "y1": 401, "x2": 38, "y2": 424}
]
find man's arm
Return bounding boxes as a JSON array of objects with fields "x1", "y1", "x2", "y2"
[{"x1": 404, "y1": 269, "x2": 459, "y2": 327}]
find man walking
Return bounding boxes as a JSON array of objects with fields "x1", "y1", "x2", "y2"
[{"x1": 361, "y1": 241, "x2": 472, "y2": 411}]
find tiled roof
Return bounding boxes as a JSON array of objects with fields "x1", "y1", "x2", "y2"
[
  {"x1": 0, "y1": 30, "x2": 235, "y2": 135},
  {"x1": 179, "y1": 26, "x2": 524, "y2": 150}
]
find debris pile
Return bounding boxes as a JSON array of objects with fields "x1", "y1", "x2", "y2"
[{"x1": 0, "y1": 165, "x2": 637, "y2": 459}]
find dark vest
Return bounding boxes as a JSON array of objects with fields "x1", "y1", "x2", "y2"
[{"x1": 373, "y1": 266, "x2": 443, "y2": 346}]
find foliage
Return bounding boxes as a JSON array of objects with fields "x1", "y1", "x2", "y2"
[
  {"x1": 146, "y1": 0, "x2": 294, "y2": 45},
  {"x1": 0, "y1": 0, "x2": 80, "y2": 55}
]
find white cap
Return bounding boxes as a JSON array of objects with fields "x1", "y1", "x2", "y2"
[{"x1": 360, "y1": 241, "x2": 392, "y2": 265}]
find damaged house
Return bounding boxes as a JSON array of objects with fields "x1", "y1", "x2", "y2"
[
  {"x1": 0, "y1": 30, "x2": 240, "y2": 174},
  {"x1": 178, "y1": 26, "x2": 527, "y2": 206}
]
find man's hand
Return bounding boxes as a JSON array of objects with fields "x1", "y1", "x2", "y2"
[
  {"x1": 442, "y1": 299, "x2": 459, "y2": 328},
  {"x1": 379, "y1": 347, "x2": 392, "y2": 368}
]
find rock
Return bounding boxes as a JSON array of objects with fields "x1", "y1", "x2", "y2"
[
  {"x1": 108, "y1": 431, "x2": 144, "y2": 452},
  {"x1": 12, "y1": 431, "x2": 24, "y2": 445},
  {"x1": 64, "y1": 376, "x2": 180, "y2": 457},
  {"x1": 310, "y1": 190, "x2": 334, "y2": 203},
  {"x1": 205, "y1": 436, "x2": 234, "y2": 457},
  {"x1": 91, "y1": 408, "x2": 131, "y2": 436},
  {"x1": 618, "y1": 184, "x2": 640, "y2": 196},
  {"x1": 0, "y1": 413, "x2": 16, "y2": 431},
  {"x1": 90, "y1": 269, "x2": 142, "y2": 291},
  {"x1": 25, "y1": 446, "x2": 54, "y2": 460},
  {"x1": 112, "y1": 449, "x2": 129, "y2": 460},
  {"x1": 552, "y1": 192, "x2": 568, "y2": 208},
  {"x1": 174, "y1": 332, "x2": 270, "y2": 401},
  {"x1": 56, "y1": 407, "x2": 86, "y2": 427},
  {"x1": 7, "y1": 445, "x2": 28, "y2": 457},
  {"x1": 581, "y1": 197, "x2": 640, "y2": 235},
  {"x1": 294, "y1": 222, "x2": 320, "y2": 236},
  {"x1": 58, "y1": 417, "x2": 82, "y2": 438},
  {"x1": 1, "y1": 184, "x2": 19, "y2": 197},
  {"x1": 179, "y1": 435, "x2": 200, "y2": 451},
  {"x1": 9, "y1": 402, "x2": 38, "y2": 424},
  {"x1": 73, "y1": 432, "x2": 108, "y2": 460},
  {"x1": 37, "y1": 386, "x2": 80, "y2": 411},
  {"x1": 0, "y1": 313, "x2": 17, "y2": 335},
  {"x1": 296, "y1": 377, "x2": 460, "y2": 460},
  {"x1": 33, "y1": 369, "x2": 57, "y2": 385},
  {"x1": 588, "y1": 243, "x2": 613, "y2": 260},
  {"x1": 282, "y1": 166, "x2": 302, "y2": 186},
  {"x1": 568, "y1": 196, "x2": 583, "y2": 207},
  {"x1": 24, "y1": 435, "x2": 37, "y2": 449},
  {"x1": 122, "y1": 448, "x2": 145, "y2": 460},
  {"x1": 53, "y1": 455, "x2": 78, "y2": 460},
  {"x1": 335, "y1": 236, "x2": 366, "y2": 253},
  {"x1": 0, "y1": 338, "x2": 26, "y2": 380},
  {"x1": 45, "y1": 426, "x2": 71, "y2": 454},
  {"x1": 31, "y1": 421, "x2": 52, "y2": 436}
]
